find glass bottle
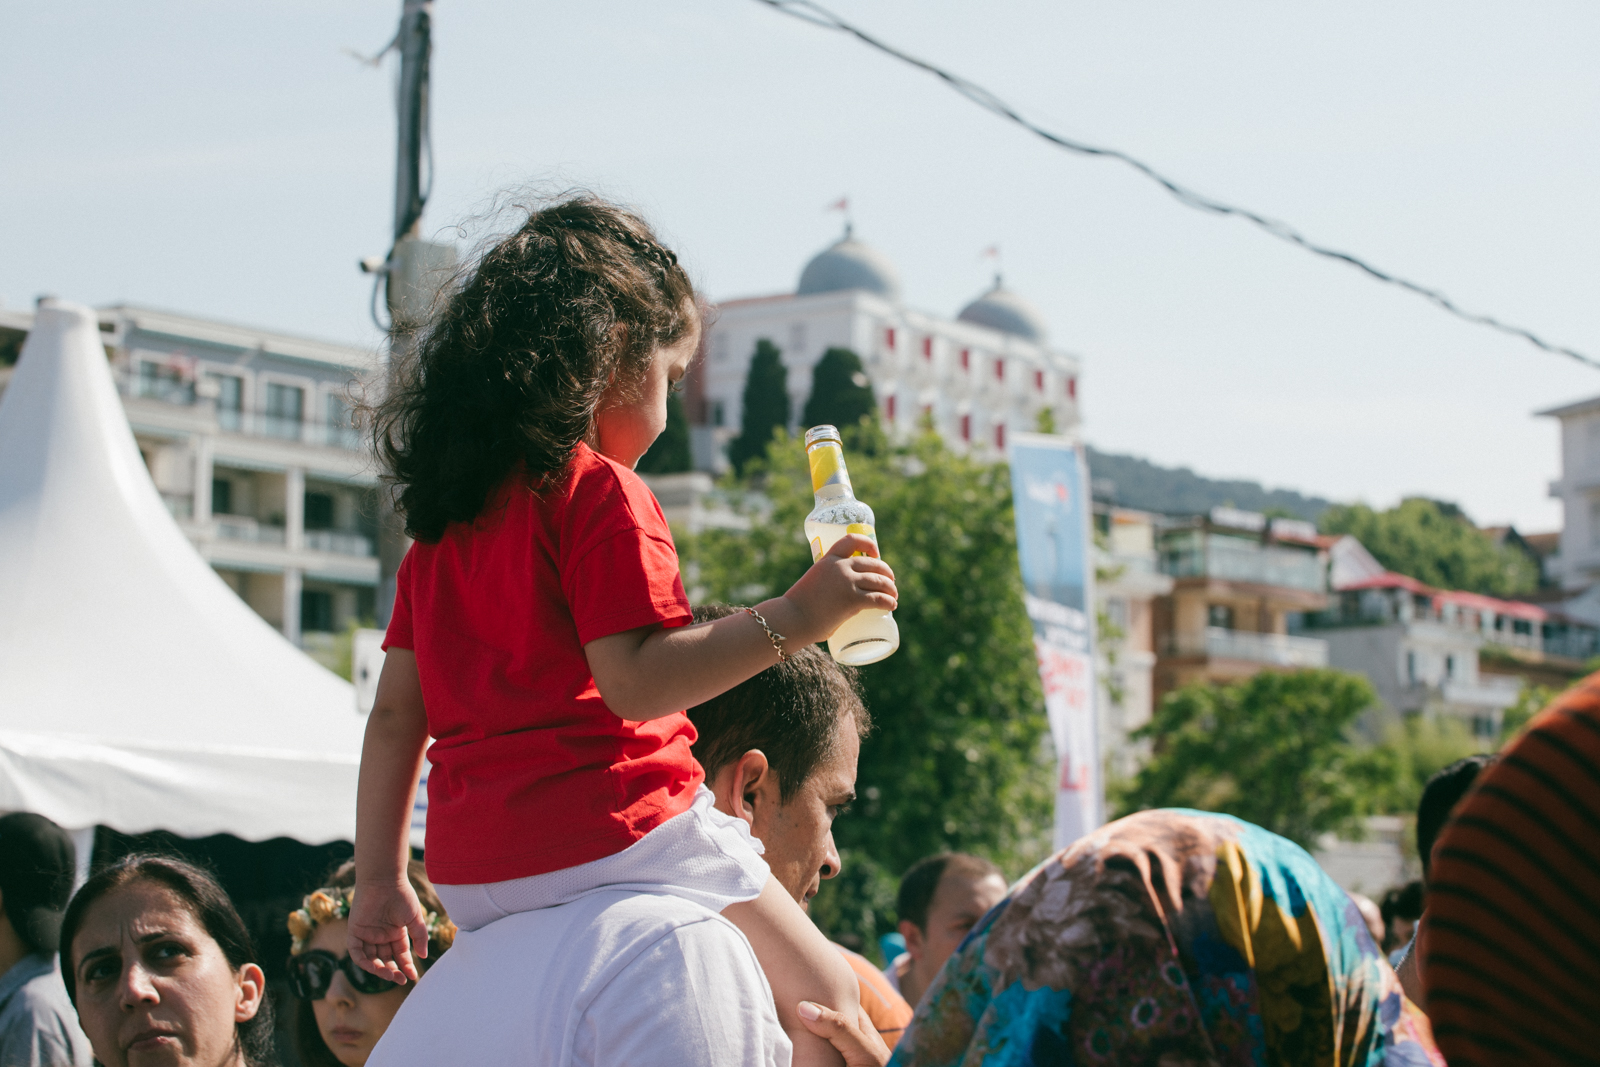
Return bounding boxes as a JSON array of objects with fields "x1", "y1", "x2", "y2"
[{"x1": 802, "y1": 425, "x2": 900, "y2": 665}]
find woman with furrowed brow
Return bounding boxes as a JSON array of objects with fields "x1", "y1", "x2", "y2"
[{"x1": 60, "y1": 854, "x2": 273, "y2": 1067}]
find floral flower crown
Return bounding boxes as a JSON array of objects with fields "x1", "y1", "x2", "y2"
[{"x1": 287, "y1": 886, "x2": 458, "y2": 956}]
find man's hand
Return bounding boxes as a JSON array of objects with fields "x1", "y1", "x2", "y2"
[
  {"x1": 796, "y1": 1001, "x2": 892, "y2": 1067},
  {"x1": 348, "y1": 879, "x2": 429, "y2": 984}
]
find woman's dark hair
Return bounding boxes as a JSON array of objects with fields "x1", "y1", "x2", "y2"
[
  {"x1": 373, "y1": 194, "x2": 698, "y2": 542},
  {"x1": 293, "y1": 859, "x2": 449, "y2": 1067},
  {"x1": 59, "y1": 853, "x2": 276, "y2": 1067}
]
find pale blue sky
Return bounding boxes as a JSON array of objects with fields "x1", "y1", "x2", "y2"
[{"x1": 5, "y1": 2, "x2": 1598, "y2": 529}]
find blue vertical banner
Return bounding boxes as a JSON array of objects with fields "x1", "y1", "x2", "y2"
[{"x1": 1007, "y1": 432, "x2": 1102, "y2": 848}]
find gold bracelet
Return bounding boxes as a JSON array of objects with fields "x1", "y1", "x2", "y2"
[{"x1": 744, "y1": 606, "x2": 788, "y2": 662}]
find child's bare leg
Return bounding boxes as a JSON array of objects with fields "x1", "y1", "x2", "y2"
[{"x1": 724, "y1": 876, "x2": 859, "y2": 1067}]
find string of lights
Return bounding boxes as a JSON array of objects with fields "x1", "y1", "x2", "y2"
[{"x1": 753, "y1": 0, "x2": 1599, "y2": 371}]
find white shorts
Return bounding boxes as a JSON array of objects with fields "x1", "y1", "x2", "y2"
[{"x1": 434, "y1": 786, "x2": 771, "y2": 932}]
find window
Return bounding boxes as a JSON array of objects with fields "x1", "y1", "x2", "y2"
[
  {"x1": 1445, "y1": 653, "x2": 1457, "y2": 679},
  {"x1": 304, "y1": 492, "x2": 335, "y2": 531},
  {"x1": 789, "y1": 323, "x2": 807, "y2": 359},
  {"x1": 1034, "y1": 369, "x2": 1044, "y2": 392},
  {"x1": 994, "y1": 423, "x2": 1006, "y2": 450},
  {"x1": 884, "y1": 327, "x2": 896, "y2": 350},
  {"x1": 1207, "y1": 604, "x2": 1235, "y2": 630},
  {"x1": 264, "y1": 383, "x2": 304, "y2": 440},
  {"x1": 1589, "y1": 497, "x2": 1600, "y2": 548},
  {"x1": 993, "y1": 358, "x2": 1005, "y2": 381},
  {"x1": 326, "y1": 394, "x2": 350, "y2": 427},
  {"x1": 300, "y1": 590, "x2": 335, "y2": 634},
  {"x1": 207, "y1": 373, "x2": 243, "y2": 429},
  {"x1": 136, "y1": 361, "x2": 194, "y2": 404},
  {"x1": 922, "y1": 336, "x2": 933, "y2": 359},
  {"x1": 959, "y1": 348, "x2": 970, "y2": 371},
  {"x1": 1406, "y1": 650, "x2": 1417, "y2": 683},
  {"x1": 960, "y1": 414, "x2": 970, "y2": 441},
  {"x1": 712, "y1": 400, "x2": 725, "y2": 427},
  {"x1": 885, "y1": 395, "x2": 897, "y2": 422},
  {"x1": 1066, "y1": 377, "x2": 1077, "y2": 400},
  {"x1": 211, "y1": 478, "x2": 233, "y2": 516}
]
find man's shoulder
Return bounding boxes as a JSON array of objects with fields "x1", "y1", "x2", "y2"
[
  {"x1": 370, "y1": 891, "x2": 778, "y2": 1067},
  {"x1": 498, "y1": 888, "x2": 737, "y2": 946}
]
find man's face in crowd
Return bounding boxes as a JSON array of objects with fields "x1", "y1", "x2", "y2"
[
  {"x1": 904, "y1": 867, "x2": 1008, "y2": 979},
  {"x1": 708, "y1": 712, "x2": 860, "y2": 909}
]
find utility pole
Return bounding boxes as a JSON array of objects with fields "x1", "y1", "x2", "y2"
[{"x1": 363, "y1": 0, "x2": 456, "y2": 626}]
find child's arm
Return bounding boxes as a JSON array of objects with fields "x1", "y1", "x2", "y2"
[
  {"x1": 585, "y1": 533, "x2": 896, "y2": 721},
  {"x1": 349, "y1": 648, "x2": 432, "y2": 983}
]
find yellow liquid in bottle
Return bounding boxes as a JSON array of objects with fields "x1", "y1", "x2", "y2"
[{"x1": 803, "y1": 431, "x2": 900, "y2": 665}]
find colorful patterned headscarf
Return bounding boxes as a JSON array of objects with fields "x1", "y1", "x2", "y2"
[{"x1": 890, "y1": 809, "x2": 1442, "y2": 1066}]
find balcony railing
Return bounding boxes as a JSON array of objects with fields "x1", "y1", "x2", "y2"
[
  {"x1": 1164, "y1": 626, "x2": 1329, "y2": 667},
  {"x1": 120, "y1": 373, "x2": 363, "y2": 453},
  {"x1": 304, "y1": 529, "x2": 374, "y2": 557},
  {"x1": 215, "y1": 517, "x2": 286, "y2": 546},
  {"x1": 1441, "y1": 678, "x2": 1523, "y2": 709},
  {"x1": 1161, "y1": 532, "x2": 1326, "y2": 593}
]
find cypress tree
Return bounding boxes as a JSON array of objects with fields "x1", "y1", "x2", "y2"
[
  {"x1": 636, "y1": 392, "x2": 691, "y2": 473},
  {"x1": 801, "y1": 347, "x2": 876, "y2": 431},
  {"x1": 728, "y1": 339, "x2": 789, "y2": 473}
]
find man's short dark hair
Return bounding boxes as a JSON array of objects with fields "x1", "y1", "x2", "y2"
[
  {"x1": 895, "y1": 853, "x2": 1003, "y2": 932},
  {"x1": 687, "y1": 604, "x2": 870, "y2": 803},
  {"x1": 1417, "y1": 753, "x2": 1496, "y2": 882}
]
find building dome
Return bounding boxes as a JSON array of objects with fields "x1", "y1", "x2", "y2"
[
  {"x1": 957, "y1": 278, "x2": 1049, "y2": 344},
  {"x1": 797, "y1": 226, "x2": 901, "y2": 300}
]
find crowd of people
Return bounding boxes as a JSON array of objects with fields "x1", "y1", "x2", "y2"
[{"x1": 3, "y1": 193, "x2": 1595, "y2": 1065}]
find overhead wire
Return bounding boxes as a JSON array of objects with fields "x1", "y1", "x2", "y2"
[{"x1": 752, "y1": 0, "x2": 1600, "y2": 371}]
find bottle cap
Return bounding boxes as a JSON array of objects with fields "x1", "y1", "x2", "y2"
[{"x1": 804, "y1": 425, "x2": 842, "y2": 449}]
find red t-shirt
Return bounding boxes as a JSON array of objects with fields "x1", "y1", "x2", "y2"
[{"x1": 383, "y1": 443, "x2": 702, "y2": 885}]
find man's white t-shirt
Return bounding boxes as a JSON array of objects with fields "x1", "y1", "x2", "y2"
[{"x1": 369, "y1": 889, "x2": 792, "y2": 1067}]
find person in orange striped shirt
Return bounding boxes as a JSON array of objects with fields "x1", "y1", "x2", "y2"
[{"x1": 1420, "y1": 671, "x2": 1600, "y2": 1063}]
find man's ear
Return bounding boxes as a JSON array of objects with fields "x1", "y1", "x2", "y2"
[
  {"x1": 899, "y1": 918, "x2": 926, "y2": 961},
  {"x1": 727, "y1": 750, "x2": 771, "y2": 829}
]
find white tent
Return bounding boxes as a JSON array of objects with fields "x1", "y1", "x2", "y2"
[{"x1": 0, "y1": 301, "x2": 367, "y2": 847}]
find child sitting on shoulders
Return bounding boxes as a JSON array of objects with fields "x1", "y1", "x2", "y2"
[{"x1": 350, "y1": 195, "x2": 897, "y2": 1067}]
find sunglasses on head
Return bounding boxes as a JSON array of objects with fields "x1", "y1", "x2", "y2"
[{"x1": 286, "y1": 950, "x2": 407, "y2": 1000}]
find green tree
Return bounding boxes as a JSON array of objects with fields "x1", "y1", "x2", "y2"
[
  {"x1": 1118, "y1": 669, "x2": 1378, "y2": 848},
  {"x1": 801, "y1": 347, "x2": 876, "y2": 431},
  {"x1": 635, "y1": 393, "x2": 691, "y2": 474},
  {"x1": 1319, "y1": 498, "x2": 1538, "y2": 596},
  {"x1": 728, "y1": 339, "x2": 789, "y2": 474},
  {"x1": 681, "y1": 424, "x2": 1054, "y2": 952}
]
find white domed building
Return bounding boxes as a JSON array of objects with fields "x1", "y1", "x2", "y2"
[{"x1": 688, "y1": 227, "x2": 1081, "y2": 471}]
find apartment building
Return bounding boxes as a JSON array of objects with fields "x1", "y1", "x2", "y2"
[
  {"x1": 0, "y1": 303, "x2": 380, "y2": 651},
  {"x1": 1094, "y1": 506, "x2": 1175, "y2": 778},
  {"x1": 1151, "y1": 507, "x2": 1331, "y2": 703},
  {"x1": 691, "y1": 228, "x2": 1081, "y2": 468}
]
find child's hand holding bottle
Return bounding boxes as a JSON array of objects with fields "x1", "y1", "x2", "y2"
[{"x1": 771, "y1": 533, "x2": 897, "y2": 648}]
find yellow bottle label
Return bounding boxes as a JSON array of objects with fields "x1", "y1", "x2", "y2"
[
  {"x1": 807, "y1": 442, "x2": 853, "y2": 493},
  {"x1": 810, "y1": 536, "x2": 823, "y2": 561},
  {"x1": 845, "y1": 523, "x2": 875, "y2": 557}
]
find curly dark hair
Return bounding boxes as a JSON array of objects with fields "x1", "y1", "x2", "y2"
[
  {"x1": 60, "y1": 853, "x2": 278, "y2": 1067},
  {"x1": 373, "y1": 194, "x2": 698, "y2": 542}
]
